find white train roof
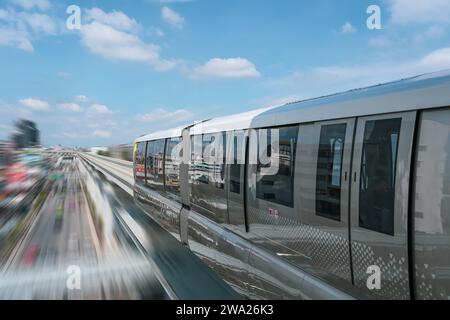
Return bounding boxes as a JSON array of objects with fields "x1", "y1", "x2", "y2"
[
  {"x1": 135, "y1": 124, "x2": 187, "y2": 143},
  {"x1": 135, "y1": 107, "x2": 275, "y2": 143},
  {"x1": 135, "y1": 69, "x2": 450, "y2": 142},
  {"x1": 190, "y1": 107, "x2": 275, "y2": 135}
]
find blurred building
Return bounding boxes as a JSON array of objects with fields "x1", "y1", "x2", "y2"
[
  {"x1": 11, "y1": 120, "x2": 40, "y2": 149},
  {"x1": 0, "y1": 141, "x2": 13, "y2": 168},
  {"x1": 110, "y1": 144, "x2": 133, "y2": 161},
  {"x1": 90, "y1": 147, "x2": 109, "y2": 155},
  {"x1": 0, "y1": 141, "x2": 14, "y2": 201}
]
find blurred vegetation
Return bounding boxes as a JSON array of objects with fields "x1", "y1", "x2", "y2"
[
  {"x1": 7, "y1": 181, "x2": 52, "y2": 244},
  {"x1": 121, "y1": 149, "x2": 132, "y2": 162},
  {"x1": 33, "y1": 190, "x2": 48, "y2": 212},
  {"x1": 97, "y1": 150, "x2": 111, "y2": 157}
]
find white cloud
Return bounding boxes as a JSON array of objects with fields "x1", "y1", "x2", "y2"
[
  {"x1": 19, "y1": 98, "x2": 49, "y2": 111},
  {"x1": 418, "y1": 47, "x2": 450, "y2": 70},
  {"x1": 0, "y1": 9, "x2": 57, "y2": 35},
  {"x1": 19, "y1": 12, "x2": 57, "y2": 35},
  {"x1": 161, "y1": 6, "x2": 185, "y2": 29},
  {"x1": 60, "y1": 103, "x2": 83, "y2": 112},
  {"x1": 341, "y1": 22, "x2": 356, "y2": 34},
  {"x1": 137, "y1": 108, "x2": 193, "y2": 123},
  {"x1": 85, "y1": 8, "x2": 141, "y2": 33},
  {"x1": 414, "y1": 25, "x2": 445, "y2": 43},
  {"x1": 10, "y1": 0, "x2": 51, "y2": 11},
  {"x1": 148, "y1": 27, "x2": 165, "y2": 37},
  {"x1": 267, "y1": 46, "x2": 450, "y2": 100},
  {"x1": 192, "y1": 58, "x2": 260, "y2": 79},
  {"x1": 80, "y1": 21, "x2": 175, "y2": 71},
  {"x1": 388, "y1": 0, "x2": 450, "y2": 25},
  {"x1": 0, "y1": 27, "x2": 33, "y2": 51},
  {"x1": 88, "y1": 104, "x2": 112, "y2": 115},
  {"x1": 0, "y1": 8, "x2": 59, "y2": 51},
  {"x1": 93, "y1": 130, "x2": 112, "y2": 138}
]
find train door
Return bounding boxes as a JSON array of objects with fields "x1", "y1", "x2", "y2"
[
  {"x1": 413, "y1": 108, "x2": 450, "y2": 299},
  {"x1": 226, "y1": 130, "x2": 247, "y2": 230},
  {"x1": 297, "y1": 118, "x2": 356, "y2": 284},
  {"x1": 349, "y1": 112, "x2": 416, "y2": 299}
]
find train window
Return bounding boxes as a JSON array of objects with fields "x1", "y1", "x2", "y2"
[
  {"x1": 359, "y1": 118, "x2": 401, "y2": 235},
  {"x1": 165, "y1": 137, "x2": 182, "y2": 197},
  {"x1": 191, "y1": 133, "x2": 226, "y2": 188},
  {"x1": 146, "y1": 139, "x2": 166, "y2": 192},
  {"x1": 199, "y1": 134, "x2": 212, "y2": 185},
  {"x1": 316, "y1": 124, "x2": 347, "y2": 221},
  {"x1": 256, "y1": 125, "x2": 299, "y2": 207},
  {"x1": 134, "y1": 142, "x2": 146, "y2": 185},
  {"x1": 229, "y1": 131, "x2": 245, "y2": 194},
  {"x1": 190, "y1": 135, "x2": 202, "y2": 185},
  {"x1": 203, "y1": 133, "x2": 226, "y2": 189}
]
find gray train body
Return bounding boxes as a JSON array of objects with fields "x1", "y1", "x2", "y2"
[{"x1": 133, "y1": 70, "x2": 450, "y2": 300}]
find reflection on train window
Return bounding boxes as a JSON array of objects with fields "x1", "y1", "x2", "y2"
[
  {"x1": 146, "y1": 139, "x2": 166, "y2": 192},
  {"x1": 359, "y1": 118, "x2": 401, "y2": 235},
  {"x1": 203, "y1": 133, "x2": 226, "y2": 190},
  {"x1": 198, "y1": 134, "x2": 212, "y2": 185},
  {"x1": 134, "y1": 142, "x2": 146, "y2": 184},
  {"x1": 165, "y1": 137, "x2": 182, "y2": 197},
  {"x1": 256, "y1": 125, "x2": 299, "y2": 207},
  {"x1": 190, "y1": 133, "x2": 228, "y2": 223},
  {"x1": 316, "y1": 123, "x2": 347, "y2": 221},
  {"x1": 230, "y1": 131, "x2": 245, "y2": 194},
  {"x1": 190, "y1": 135, "x2": 203, "y2": 185},
  {"x1": 190, "y1": 133, "x2": 226, "y2": 188}
]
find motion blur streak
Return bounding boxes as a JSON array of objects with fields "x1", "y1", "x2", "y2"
[{"x1": 0, "y1": 146, "x2": 166, "y2": 300}]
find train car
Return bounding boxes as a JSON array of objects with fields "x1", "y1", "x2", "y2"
[{"x1": 133, "y1": 70, "x2": 450, "y2": 300}]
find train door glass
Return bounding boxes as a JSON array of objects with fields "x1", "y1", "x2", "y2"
[
  {"x1": 316, "y1": 123, "x2": 348, "y2": 221},
  {"x1": 349, "y1": 112, "x2": 416, "y2": 300},
  {"x1": 298, "y1": 118, "x2": 355, "y2": 284},
  {"x1": 190, "y1": 132, "x2": 228, "y2": 223},
  {"x1": 165, "y1": 137, "x2": 183, "y2": 201},
  {"x1": 413, "y1": 108, "x2": 450, "y2": 299},
  {"x1": 226, "y1": 130, "x2": 246, "y2": 228}
]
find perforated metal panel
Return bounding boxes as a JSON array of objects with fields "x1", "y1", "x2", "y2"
[
  {"x1": 247, "y1": 205, "x2": 352, "y2": 285},
  {"x1": 352, "y1": 241, "x2": 409, "y2": 299}
]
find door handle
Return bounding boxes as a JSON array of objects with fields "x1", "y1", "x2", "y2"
[
  {"x1": 344, "y1": 171, "x2": 348, "y2": 181},
  {"x1": 354, "y1": 172, "x2": 357, "y2": 182}
]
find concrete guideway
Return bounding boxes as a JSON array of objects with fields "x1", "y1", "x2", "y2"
[{"x1": 78, "y1": 152, "x2": 241, "y2": 300}]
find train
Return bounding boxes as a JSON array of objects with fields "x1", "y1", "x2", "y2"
[{"x1": 133, "y1": 69, "x2": 450, "y2": 300}]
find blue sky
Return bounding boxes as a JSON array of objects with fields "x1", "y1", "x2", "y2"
[{"x1": 0, "y1": 0, "x2": 449, "y2": 147}]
